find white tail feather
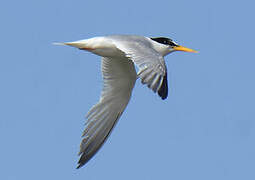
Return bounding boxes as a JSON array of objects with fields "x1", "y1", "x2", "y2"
[
  {"x1": 52, "y1": 42, "x2": 66, "y2": 46},
  {"x1": 53, "y1": 40, "x2": 88, "y2": 48}
]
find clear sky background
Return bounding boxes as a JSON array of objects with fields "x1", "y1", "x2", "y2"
[{"x1": 0, "y1": 0, "x2": 254, "y2": 179}]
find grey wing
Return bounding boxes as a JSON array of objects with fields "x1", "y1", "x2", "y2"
[
  {"x1": 110, "y1": 36, "x2": 168, "y2": 99},
  {"x1": 77, "y1": 57, "x2": 137, "y2": 168}
]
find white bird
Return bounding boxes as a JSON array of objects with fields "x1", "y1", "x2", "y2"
[{"x1": 55, "y1": 35, "x2": 197, "y2": 168}]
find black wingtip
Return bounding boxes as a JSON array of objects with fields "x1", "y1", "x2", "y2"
[
  {"x1": 76, "y1": 160, "x2": 85, "y2": 169},
  {"x1": 158, "y1": 73, "x2": 168, "y2": 100},
  {"x1": 76, "y1": 112, "x2": 122, "y2": 169},
  {"x1": 76, "y1": 164, "x2": 82, "y2": 169},
  {"x1": 76, "y1": 152, "x2": 94, "y2": 169},
  {"x1": 76, "y1": 156, "x2": 85, "y2": 169}
]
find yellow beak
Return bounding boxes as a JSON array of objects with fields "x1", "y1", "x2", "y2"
[{"x1": 173, "y1": 46, "x2": 198, "y2": 53}]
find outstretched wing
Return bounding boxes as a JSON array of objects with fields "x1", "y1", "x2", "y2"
[
  {"x1": 109, "y1": 35, "x2": 168, "y2": 99},
  {"x1": 77, "y1": 57, "x2": 137, "y2": 168}
]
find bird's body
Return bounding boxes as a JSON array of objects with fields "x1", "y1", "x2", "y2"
[
  {"x1": 55, "y1": 35, "x2": 197, "y2": 168},
  {"x1": 61, "y1": 35, "x2": 172, "y2": 58}
]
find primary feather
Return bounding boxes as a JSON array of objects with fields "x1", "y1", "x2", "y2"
[{"x1": 77, "y1": 57, "x2": 136, "y2": 168}]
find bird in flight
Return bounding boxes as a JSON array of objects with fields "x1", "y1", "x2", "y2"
[{"x1": 55, "y1": 35, "x2": 197, "y2": 168}]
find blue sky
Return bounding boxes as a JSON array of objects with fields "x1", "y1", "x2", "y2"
[{"x1": 1, "y1": 0, "x2": 255, "y2": 179}]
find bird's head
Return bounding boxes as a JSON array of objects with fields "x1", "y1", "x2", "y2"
[{"x1": 150, "y1": 37, "x2": 198, "y2": 56}]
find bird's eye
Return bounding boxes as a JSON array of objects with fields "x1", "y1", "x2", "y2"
[
  {"x1": 168, "y1": 41, "x2": 177, "y2": 47},
  {"x1": 150, "y1": 37, "x2": 177, "y2": 46}
]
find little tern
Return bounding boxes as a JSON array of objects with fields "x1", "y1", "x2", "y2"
[{"x1": 55, "y1": 35, "x2": 197, "y2": 168}]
